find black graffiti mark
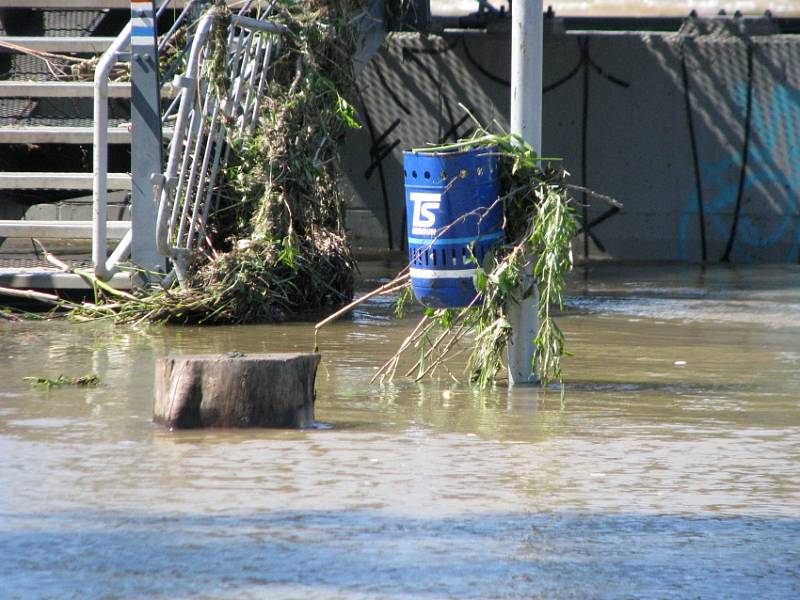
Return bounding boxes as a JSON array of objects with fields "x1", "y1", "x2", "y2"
[
  {"x1": 575, "y1": 206, "x2": 621, "y2": 253},
  {"x1": 444, "y1": 125, "x2": 477, "y2": 145},
  {"x1": 357, "y1": 87, "x2": 395, "y2": 250},
  {"x1": 356, "y1": 40, "x2": 467, "y2": 251},
  {"x1": 438, "y1": 114, "x2": 471, "y2": 145},
  {"x1": 587, "y1": 56, "x2": 631, "y2": 89},
  {"x1": 577, "y1": 37, "x2": 630, "y2": 259},
  {"x1": 461, "y1": 38, "x2": 511, "y2": 87},
  {"x1": 544, "y1": 60, "x2": 582, "y2": 93},
  {"x1": 373, "y1": 58, "x2": 412, "y2": 115},
  {"x1": 371, "y1": 118, "x2": 402, "y2": 154},
  {"x1": 680, "y1": 43, "x2": 708, "y2": 262},
  {"x1": 548, "y1": 38, "x2": 631, "y2": 92},
  {"x1": 403, "y1": 49, "x2": 457, "y2": 128},
  {"x1": 357, "y1": 35, "x2": 633, "y2": 252},
  {"x1": 460, "y1": 37, "x2": 578, "y2": 92},
  {"x1": 366, "y1": 139, "x2": 401, "y2": 180},
  {"x1": 581, "y1": 39, "x2": 591, "y2": 259},
  {"x1": 721, "y1": 43, "x2": 754, "y2": 263},
  {"x1": 460, "y1": 35, "x2": 630, "y2": 95}
]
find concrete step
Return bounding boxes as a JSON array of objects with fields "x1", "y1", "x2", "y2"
[
  {"x1": 0, "y1": 0, "x2": 195, "y2": 8},
  {"x1": 0, "y1": 256, "x2": 131, "y2": 291},
  {"x1": 0, "y1": 81, "x2": 132, "y2": 98},
  {"x1": 0, "y1": 125, "x2": 130, "y2": 144},
  {"x1": 0, "y1": 269, "x2": 131, "y2": 291},
  {"x1": 0, "y1": 125, "x2": 174, "y2": 144},
  {"x1": 0, "y1": 36, "x2": 119, "y2": 54},
  {"x1": 0, "y1": 0, "x2": 128, "y2": 6},
  {"x1": 0, "y1": 172, "x2": 131, "y2": 190},
  {"x1": 0, "y1": 219, "x2": 130, "y2": 239},
  {"x1": 0, "y1": 81, "x2": 177, "y2": 98}
]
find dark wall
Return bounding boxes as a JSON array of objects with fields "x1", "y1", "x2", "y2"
[{"x1": 342, "y1": 18, "x2": 800, "y2": 262}]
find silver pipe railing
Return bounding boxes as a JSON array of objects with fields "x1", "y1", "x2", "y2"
[
  {"x1": 92, "y1": 2, "x2": 285, "y2": 284},
  {"x1": 92, "y1": 21, "x2": 131, "y2": 281},
  {"x1": 91, "y1": 0, "x2": 187, "y2": 281}
]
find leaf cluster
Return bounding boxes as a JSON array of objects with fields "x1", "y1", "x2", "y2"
[
  {"x1": 381, "y1": 123, "x2": 579, "y2": 393},
  {"x1": 24, "y1": 373, "x2": 100, "y2": 389},
  {"x1": 56, "y1": 1, "x2": 365, "y2": 325}
]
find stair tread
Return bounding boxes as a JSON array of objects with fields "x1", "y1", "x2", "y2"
[
  {"x1": 0, "y1": 171, "x2": 131, "y2": 190},
  {"x1": 0, "y1": 36, "x2": 118, "y2": 53},
  {"x1": 0, "y1": 81, "x2": 131, "y2": 98},
  {"x1": 0, "y1": 125, "x2": 130, "y2": 144},
  {"x1": 0, "y1": 124, "x2": 129, "y2": 130},
  {"x1": 0, "y1": 256, "x2": 132, "y2": 290},
  {"x1": 0, "y1": 81, "x2": 176, "y2": 98},
  {"x1": 0, "y1": 123, "x2": 172, "y2": 144},
  {"x1": 0, "y1": 0, "x2": 193, "y2": 8},
  {"x1": 0, "y1": 220, "x2": 131, "y2": 240},
  {"x1": 0, "y1": 116, "x2": 127, "y2": 127},
  {"x1": 0, "y1": 171, "x2": 130, "y2": 176},
  {"x1": 0, "y1": 219, "x2": 130, "y2": 225}
]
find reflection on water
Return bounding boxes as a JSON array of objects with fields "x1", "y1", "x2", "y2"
[{"x1": 1, "y1": 262, "x2": 799, "y2": 598}]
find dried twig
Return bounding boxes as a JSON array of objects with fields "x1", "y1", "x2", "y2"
[
  {"x1": 566, "y1": 184, "x2": 623, "y2": 209},
  {"x1": 370, "y1": 314, "x2": 430, "y2": 384},
  {"x1": 315, "y1": 272, "x2": 409, "y2": 330},
  {"x1": 0, "y1": 285, "x2": 60, "y2": 305}
]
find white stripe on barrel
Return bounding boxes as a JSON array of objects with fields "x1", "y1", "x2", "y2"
[{"x1": 409, "y1": 268, "x2": 476, "y2": 280}]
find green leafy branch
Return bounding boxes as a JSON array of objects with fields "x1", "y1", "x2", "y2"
[{"x1": 320, "y1": 113, "x2": 584, "y2": 394}]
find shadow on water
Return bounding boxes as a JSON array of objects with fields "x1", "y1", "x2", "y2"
[{"x1": 2, "y1": 510, "x2": 799, "y2": 600}]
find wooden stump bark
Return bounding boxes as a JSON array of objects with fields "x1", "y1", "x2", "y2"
[{"x1": 154, "y1": 352, "x2": 320, "y2": 429}]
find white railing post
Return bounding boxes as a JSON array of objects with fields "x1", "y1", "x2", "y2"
[
  {"x1": 92, "y1": 22, "x2": 131, "y2": 282},
  {"x1": 507, "y1": 0, "x2": 544, "y2": 385}
]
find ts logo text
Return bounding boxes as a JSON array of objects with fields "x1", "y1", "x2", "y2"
[{"x1": 409, "y1": 192, "x2": 441, "y2": 236}]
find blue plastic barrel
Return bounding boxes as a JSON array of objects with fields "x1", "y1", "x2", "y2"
[{"x1": 403, "y1": 146, "x2": 503, "y2": 308}]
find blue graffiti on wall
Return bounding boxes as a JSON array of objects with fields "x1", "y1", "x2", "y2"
[{"x1": 680, "y1": 83, "x2": 800, "y2": 261}]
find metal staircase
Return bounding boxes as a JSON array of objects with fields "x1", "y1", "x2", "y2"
[
  {"x1": 0, "y1": 0, "x2": 285, "y2": 294},
  {"x1": 0, "y1": 1, "x2": 145, "y2": 290}
]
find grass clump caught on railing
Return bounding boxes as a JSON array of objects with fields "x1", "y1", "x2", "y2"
[
  {"x1": 158, "y1": 0, "x2": 362, "y2": 323},
  {"x1": 42, "y1": 1, "x2": 364, "y2": 325}
]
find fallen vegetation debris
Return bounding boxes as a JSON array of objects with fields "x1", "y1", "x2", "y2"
[
  {"x1": 316, "y1": 109, "x2": 601, "y2": 394},
  {"x1": 24, "y1": 373, "x2": 100, "y2": 389}
]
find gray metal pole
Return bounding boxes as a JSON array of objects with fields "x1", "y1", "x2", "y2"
[
  {"x1": 130, "y1": 0, "x2": 165, "y2": 281},
  {"x1": 507, "y1": 0, "x2": 543, "y2": 385}
]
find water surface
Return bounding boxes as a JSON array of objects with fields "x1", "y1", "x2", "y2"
[{"x1": 1, "y1": 262, "x2": 799, "y2": 598}]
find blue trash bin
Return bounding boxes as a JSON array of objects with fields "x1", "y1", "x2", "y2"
[{"x1": 404, "y1": 146, "x2": 503, "y2": 308}]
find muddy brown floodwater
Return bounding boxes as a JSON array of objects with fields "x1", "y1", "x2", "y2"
[{"x1": 1, "y1": 261, "x2": 799, "y2": 599}]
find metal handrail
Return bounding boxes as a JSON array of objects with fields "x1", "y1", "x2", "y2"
[
  {"x1": 91, "y1": 0, "x2": 185, "y2": 281},
  {"x1": 92, "y1": 1, "x2": 285, "y2": 284},
  {"x1": 92, "y1": 22, "x2": 132, "y2": 281}
]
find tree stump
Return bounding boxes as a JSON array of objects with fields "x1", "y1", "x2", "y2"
[{"x1": 154, "y1": 352, "x2": 320, "y2": 429}]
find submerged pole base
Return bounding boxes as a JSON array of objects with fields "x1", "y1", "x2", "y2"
[
  {"x1": 154, "y1": 352, "x2": 320, "y2": 429},
  {"x1": 507, "y1": 269, "x2": 540, "y2": 386}
]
